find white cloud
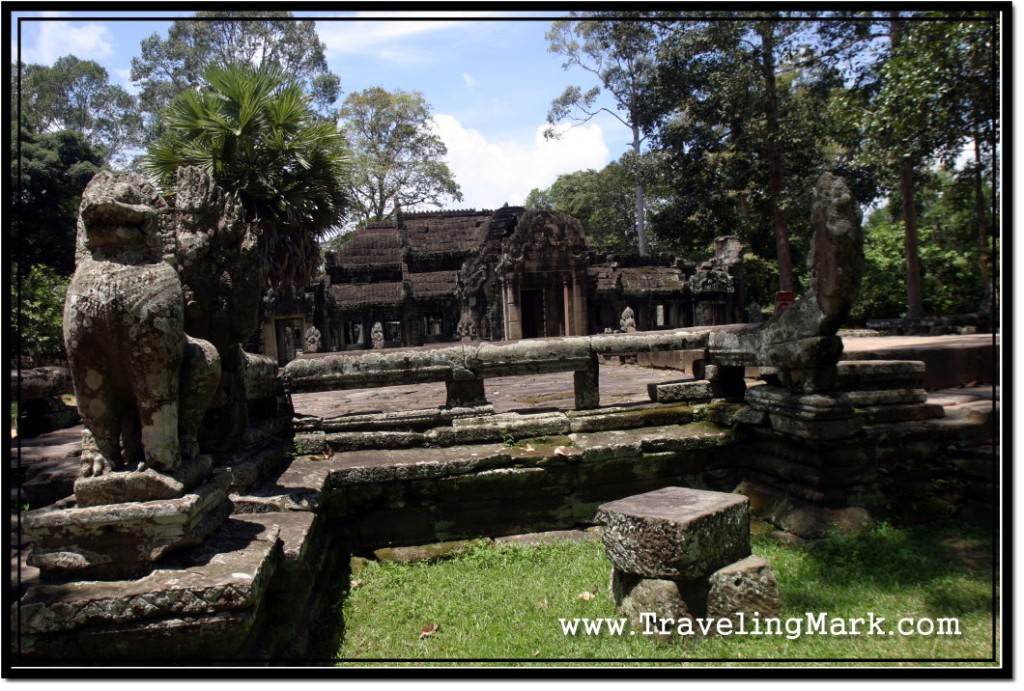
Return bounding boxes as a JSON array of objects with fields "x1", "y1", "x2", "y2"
[
  {"x1": 20, "y1": 19, "x2": 114, "y2": 65},
  {"x1": 316, "y1": 19, "x2": 463, "y2": 61},
  {"x1": 462, "y1": 72, "x2": 476, "y2": 88},
  {"x1": 430, "y1": 114, "x2": 610, "y2": 210}
]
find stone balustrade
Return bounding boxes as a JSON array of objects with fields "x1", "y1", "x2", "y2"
[{"x1": 282, "y1": 326, "x2": 756, "y2": 410}]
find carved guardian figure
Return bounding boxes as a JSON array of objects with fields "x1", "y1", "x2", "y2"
[{"x1": 63, "y1": 172, "x2": 220, "y2": 477}]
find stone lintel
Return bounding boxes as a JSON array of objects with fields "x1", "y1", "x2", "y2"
[{"x1": 597, "y1": 487, "x2": 750, "y2": 580}]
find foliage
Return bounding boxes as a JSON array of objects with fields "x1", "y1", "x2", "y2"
[
  {"x1": 339, "y1": 87, "x2": 462, "y2": 226},
  {"x1": 143, "y1": 63, "x2": 351, "y2": 288},
  {"x1": 330, "y1": 520, "x2": 995, "y2": 664},
  {"x1": 524, "y1": 158, "x2": 643, "y2": 253},
  {"x1": 12, "y1": 264, "x2": 70, "y2": 366},
  {"x1": 12, "y1": 127, "x2": 103, "y2": 275},
  {"x1": 131, "y1": 11, "x2": 340, "y2": 138},
  {"x1": 850, "y1": 172, "x2": 988, "y2": 322},
  {"x1": 649, "y1": 15, "x2": 854, "y2": 292},
  {"x1": 825, "y1": 12, "x2": 998, "y2": 319},
  {"x1": 546, "y1": 15, "x2": 665, "y2": 255},
  {"x1": 18, "y1": 56, "x2": 142, "y2": 167}
]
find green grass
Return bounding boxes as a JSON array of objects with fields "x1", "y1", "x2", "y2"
[{"x1": 322, "y1": 521, "x2": 998, "y2": 667}]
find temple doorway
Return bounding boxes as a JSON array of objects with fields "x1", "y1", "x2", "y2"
[{"x1": 520, "y1": 289, "x2": 544, "y2": 339}]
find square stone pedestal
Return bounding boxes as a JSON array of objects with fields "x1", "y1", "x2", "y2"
[
  {"x1": 596, "y1": 486, "x2": 750, "y2": 581},
  {"x1": 24, "y1": 472, "x2": 231, "y2": 581},
  {"x1": 598, "y1": 487, "x2": 781, "y2": 637}
]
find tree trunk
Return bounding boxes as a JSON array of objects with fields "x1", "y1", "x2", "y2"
[
  {"x1": 973, "y1": 134, "x2": 992, "y2": 291},
  {"x1": 760, "y1": 24, "x2": 793, "y2": 293},
  {"x1": 632, "y1": 123, "x2": 648, "y2": 256},
  {"x1": 900, "y1": 157, "x2": 924, "y2": 319}
]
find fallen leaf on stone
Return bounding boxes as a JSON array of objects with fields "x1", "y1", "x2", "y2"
[
  {"x1": 419, "y1": 622, "x2": 440, "y2": 639},
  {"x1": 577, "y1": 591, "x2": 595, "y2": 601},
  {"x1": 554, "y1": 446, "x2": 571, "y2": 457}
]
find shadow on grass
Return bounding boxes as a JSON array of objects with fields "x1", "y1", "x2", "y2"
[{"x1": 774, "y1": 518, "x2": 997, "y2": 619}]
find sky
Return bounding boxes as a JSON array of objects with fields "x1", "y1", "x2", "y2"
[{"x1": 12, "y1": 9, "x2": 635, "y2": 212}]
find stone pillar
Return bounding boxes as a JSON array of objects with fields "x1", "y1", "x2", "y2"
[
  {"x1": 572, "y1": 274, "x2": 586, "y2": 336},
  {"x1": 507, "y1": 281, "x2": 522, "y2": 340},
  {"x1": 500, "y1": 279, "x2": 509, "y2": 341},
  {"x1": 562, "y1": 276, "x2": 573, "y2": 336},
  {"x1": 573, "y1": 353, "x2": 600, "y2": 410}
]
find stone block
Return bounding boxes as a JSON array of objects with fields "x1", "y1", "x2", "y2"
[
  {"x1": 74, "y1": 455, "x2": 213, "y2": 507},
  {"x1": 24, "y1": 473, "x2": 231, "y2": 581},
  {"x1": 846, "y1": 388, "x2": 928, "y2": 407},
  {"x1": 706, "y1": 555, "x2": 782, "y2": 623},
  {"x1": 18, "y1": 516, "x2": 280, "y2": 636},
  {"x1": 836, "y1": 360, "x2": 925, "y2": 389},
  {"x1": 596, "y1": 486, "x2": 750, "y2": 580},
  {"x1": 611, "y1": 569, "x2": 698, "y2": 630},
  {"x1": 567, "y1": 403, "x2": 694, "y2": 433},
  {"x1": 856, "y1": 402, "x2": 945, "y2": 424},
  {"x1": 648, "y1": 380, "x2": 714, "y2": 403},
  {"x1": 373, "y1": 538, "x2": 492, "y2": 564},
  {"x1": 445, "y1": 378, "x2": 487, "y2": 407}
]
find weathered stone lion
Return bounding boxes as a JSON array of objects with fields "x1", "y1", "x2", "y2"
[{"x1": 63, "y1": 171, "x2": 220, "y2": 477}]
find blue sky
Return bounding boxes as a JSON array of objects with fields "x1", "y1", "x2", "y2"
[{"x1": 13, "y1": 9, "x2": 635, "y2": 210}]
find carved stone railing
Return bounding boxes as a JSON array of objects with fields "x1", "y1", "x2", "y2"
[{"x1": 283, "y1": 326, "x2": 755, "y2": 410}]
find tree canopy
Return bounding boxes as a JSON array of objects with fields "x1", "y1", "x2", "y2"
[
  {"x1": 339, "y1": 86, "x2": 462, "y2": 227},
  {"x1": 13, "y1": 127, "x2": 103, "y2": 275},
  {"x1": 131, "y1": 11, "x2": 341, "y2": 138},
  {"x1": 18, "y1": 56, "x2": 143, "y2": 167}
]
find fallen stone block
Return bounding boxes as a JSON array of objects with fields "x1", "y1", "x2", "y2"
[
  {"x1": 647, "y1": 380, "x2": 714, "y2": 404},
  {"x1": 706, "y1": 555, "x2": 782, "y2": 624}
]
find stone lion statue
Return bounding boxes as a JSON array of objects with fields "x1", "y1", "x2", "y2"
[{"x1": 63, "y1": 171, "x2": 221, "y2": 477}]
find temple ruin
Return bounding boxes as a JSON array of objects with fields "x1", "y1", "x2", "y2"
[{"x1": 261, "y1": 207, "x2": 746, "y2": 363}]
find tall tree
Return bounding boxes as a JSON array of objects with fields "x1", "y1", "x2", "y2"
[
  {"x1": 339, "y1": 87, "x2": 462, "y2": 226},
  {"x1": 651, "y1": 15, "x2": 843, "y2": 280},
  {"x1": 143, "y1": 63, "x2": 350, "y2": 288},
  {"x1": 859, "y1": 13, "x2": 984, "y2": 318},
  {"x1": 19, "y1": 56, "x2": 142, "y2": 167},
  {"x1": 545, "y1": 16, "x2": 662, "y2": 255},
  {"x1": 131, "y1": 11, "x2": 340, "y2": 138}
]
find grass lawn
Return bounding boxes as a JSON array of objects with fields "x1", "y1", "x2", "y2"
[{"x1": 321, "y1": 520, "x2": 999, "y2": 668}]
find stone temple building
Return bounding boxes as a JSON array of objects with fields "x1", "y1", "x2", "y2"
[{"x1": 261, "y1": 206, "x2": 746, "y2": 362}]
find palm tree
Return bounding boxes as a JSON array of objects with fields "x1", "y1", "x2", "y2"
[{"x1": 143, "y1": 63, "x2": 350, "y2": 287}]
